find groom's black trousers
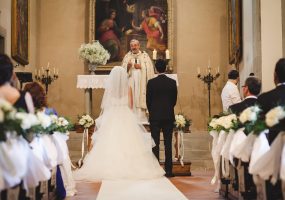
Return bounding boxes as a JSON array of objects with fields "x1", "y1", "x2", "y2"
[{"x1": 150, "y1": 120, "x2": 174, "y2": 174}]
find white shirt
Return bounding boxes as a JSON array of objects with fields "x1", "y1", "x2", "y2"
[{"x1": 221, "y1": 81, "x2": 241, "y2": 112}]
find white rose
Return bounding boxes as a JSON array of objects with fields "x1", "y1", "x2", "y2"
[
  {"x1": 0, "y1": 99, "x2": 13, "y2": 112},
  {"x1": 50, "y1": 115, "x2": 58, "y2": 123},
  {"x1": 239, "y1": 107, "x2": 251, "y2": 124},
  {"x1": 209, "y1": 118, "x2": 218, "y2": 129},
  {"x1": 266, "y1": 106, "x2": 285, "y2": 127},
  {"x1": 37, "y1": 112, "x2": 52, "y2": 129},
  {"x1": 16, "y1": 112, "x2": 40, "y2": 130}
]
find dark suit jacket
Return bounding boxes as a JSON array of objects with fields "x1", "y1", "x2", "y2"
[
  {"x1": 146, "y1": 74, "x2": 177, "y2": 121},
  {"x1": 257, "y1": 84, "x2": 285, "y2": 143},
  {"x1": 229, "y1": 97, "x2": 258, "y2": 115}
]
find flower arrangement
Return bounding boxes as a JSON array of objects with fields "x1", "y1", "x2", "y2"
[
  {"x1": 266, "y1": 106, "x2": 285, "y2": 127},
  {"x1": 175, "y1": 114, "x2": 191, "y2": 132},
  {"x1": 239, "y1": 105, "x2": 267, "y2": 135},
  {"x1": 208, "y1": 112, "x2": 238, "y2": 132},
  {"x1": 78, "y1": 40, "x2": 110, "y2": 65},
  {"x1": 49, "y1": 115, "x2": 73, "y2": 133},
  {"x1": 78, "y1": 114, "x2": 94, "y2": 129}
]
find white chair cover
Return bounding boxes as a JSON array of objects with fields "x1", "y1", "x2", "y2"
[
  {"x1": 250, "y1": 132, "x2": 284, "y2": 184},
  {"x1": 51, "y1": 132, "x2": 69, "y2": 165},
  {"x1": 249, "y1": 130, "x2": 270, "y2": 175},
  {"x1": 229, "y1": 128, "x2": 246, "y2": 165},
  {"x1": 234, "y1": 132, "x2": 257, "y2": 162}
]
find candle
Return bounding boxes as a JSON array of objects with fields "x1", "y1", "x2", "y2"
[
  {"x1": 53, "y1": 67, "x2": 55, "y2": 74},
  {"x1": 165, "y1": 49, "x2": 170, "y2": 59},
  {"x1": 153, "y1": 49, "x2": 157, "y2": 60},
  {"x1": 34, "y1": 70, "x2": 37, "y2": 75},
  {"x1": 197, "y1": 67, "x2": 200, "y2": 74},
  {"x1": 218, "y1": 66, "x2": 220, "y2": 73},
  {"x1": 47, "y1": 62, "x2": 50, "y2": 69},
  {"x1": 38, "y1": 69, "x2": 41, "y2": 76},
  {"x1": 56, "y1": 69, "x2": 59, "y2": 75},
  {"x1": 208, "y1": 59, "x2": 210, "y2": 69}
]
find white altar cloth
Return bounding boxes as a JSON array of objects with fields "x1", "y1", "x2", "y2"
[{"x1": 77, "y1": 74, "x2": 178, "y2": 89}]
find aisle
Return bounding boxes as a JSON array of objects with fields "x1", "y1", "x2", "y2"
[
  {"x1": 67, "y1": 171, "x2": 222, "y2": 199},
  {"x1": 97, "y1": 177, "x2": 187, "y2": 200}
]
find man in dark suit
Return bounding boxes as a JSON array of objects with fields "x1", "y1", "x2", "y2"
[
  {"x1": 258, "y1": 58, "x2": 285, "y2": 144},
  {"x1": 229, "y1": 76, "x2": 261, "y2": 115},
  {"x1": 257, "y1": 58, "x2": 285, "y2": 200},
  {"x1": 146, "y1": 59, "x2": 177, "y2": 177},
  {"x1": 229, "y1": 76, "x2": 261, "y2": 199}
]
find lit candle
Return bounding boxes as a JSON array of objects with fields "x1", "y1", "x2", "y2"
[
  {"x1": 197, "y1": 67, "x2": 200, "y2": 74},
  {"x1": 152, "y1": 49, "x2": 157, "y2": 60},
  {"x1": 165, "y1": 49, "x2": 170, "y2": 60},
  {"x1": 47, "y1": 62, "x2": 50, "y2": 69},
  {"x1": 208, "y1": 59, "x2": 210, "y2": 69}
]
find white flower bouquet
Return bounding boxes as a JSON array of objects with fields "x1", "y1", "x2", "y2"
[
  {"x1": 266, "y1": 106, "x2": 285, "y2": 127},
  {"x1": 208, "y1": 113, "x2": 238, "y2": 132},
  {"x1": 49, "y1": 115, "x2": 73, "y2": 133},
  {"x1": 239, "y1": 105, "x2": 267, "y2": 135},
  {"x1": 78, "y1": 114, "x2": 94, "y2": 129},
  {"x1": 175, "y1": 114, "x2": 191, "y2": 132},
  {"x1": 78, "y1": 40, "x2": 110, "y2": 65}
]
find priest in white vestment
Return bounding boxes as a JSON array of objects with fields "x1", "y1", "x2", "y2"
[{"x1": 122, "y1": 39, "x2": 155, "y2": 123}]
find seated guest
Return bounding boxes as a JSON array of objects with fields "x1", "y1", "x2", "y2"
[
  {"x1": 229, "y1": 76, "x2": 261, "y2": 199},
  {"x1": 258, "y1": 58, "x2": 285, "y2": 144},
  {"x1": 23, "y1": 82, "x2": 57, "y2": 115},
  {"x1": 0, "y1": 54, "x2": 34, "y2": 113},
  {"x1": 229, "y1": 76, "x2": 261, "y2": 115},
  {"x1": 257, "y1": 58, "x2": 285, "y2": 200}
]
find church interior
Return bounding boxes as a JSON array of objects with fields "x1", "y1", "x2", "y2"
[{"x1": 0, "y1": 0, "x2": 285, "y2": 199}]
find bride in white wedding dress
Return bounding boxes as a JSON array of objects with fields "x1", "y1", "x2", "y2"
[{"x1": 73, "y1": 66, "x2": 165, "y2": 181}]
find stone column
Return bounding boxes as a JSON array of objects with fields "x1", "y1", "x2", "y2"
[
  {"x1": 84, "y1": 88, "x2": 92, "y2": 115},
  {"x1": 260, "y1": 0, "x2": 283, "y2": 92}
]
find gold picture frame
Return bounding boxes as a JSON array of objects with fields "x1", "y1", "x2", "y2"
[
  {"x1": 11, "y1": 0, "x2": 30, "y2": 65},
  {"x1": 88, "y1": 0, "x2": 174, "y2": 74},
  {"x1": 228, "y1": 0, "x2": 242, "y2": 66}
]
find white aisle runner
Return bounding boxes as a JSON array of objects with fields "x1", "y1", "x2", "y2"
[{"x1": 96, "y1": 177, "x2": 188, "y2": 200}]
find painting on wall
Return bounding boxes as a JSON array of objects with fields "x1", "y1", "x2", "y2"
[
  {"x1": 228, "y1": 0, "x2": 242, "y2": 67},
  {"x1": 12, "y1": 0, "x2": 29, "y2": 65},
  {"x1": 91, "y1": 0, "x2": 170, "y2": 69}
]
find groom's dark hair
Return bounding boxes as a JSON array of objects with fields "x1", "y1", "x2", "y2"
[{"x1": 155, "y1": 59, "x2": 167, "y2": 73}]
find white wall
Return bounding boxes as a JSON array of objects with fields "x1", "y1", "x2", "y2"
[
  {"x1": 260, "y1": 0, "x2": 283, "y2": 92},
  {"x1": 0, "y1": 0, "x2": 38, "y2": 73},
  {"x1": 0, "y1": 0, "x2": 11, "y2": 54}
]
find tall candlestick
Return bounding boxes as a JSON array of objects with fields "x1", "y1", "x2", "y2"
[
  {"x1": 165, "y1": 49, "x2": 170, "y2": 59},
  {"x1": 153, "y1": 49, "x2": 157, "y2": 60}
]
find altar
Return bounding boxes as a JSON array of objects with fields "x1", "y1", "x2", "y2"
[{"x1": 76, "y1": 74, "x2": 179, "y2": 116}]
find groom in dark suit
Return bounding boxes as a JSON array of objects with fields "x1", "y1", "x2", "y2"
[{"x1": 146, "y1": 59, "x2": 177, "y2": 177}]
